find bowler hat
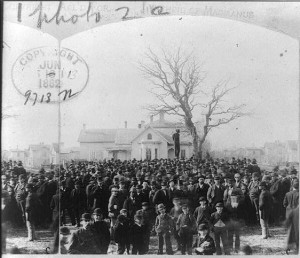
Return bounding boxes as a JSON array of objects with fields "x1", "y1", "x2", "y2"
[
  {"x1": 161, "y1": 181, "x2": 167, "y2": 187},
  {"x1": 25, "y1": 183, "x2": 34, "y2": 190},
  {"x1": 198, "y1": 175, "x2": 205, "y2": 179}
]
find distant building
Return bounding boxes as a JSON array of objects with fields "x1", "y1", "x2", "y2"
[
  {"x1": 25, "y1": 143, "x2": 51, "y2": 168},
  {"x1": 1, "y1": 148, "x2": 26, "y2": 163},
  {"x1": 50, "y1": 143, "x2": 80, "y2": 165},
  {"x1": 285, "y1": 140, "x2": 298, "y2": 163},
  {"x1": 78, "y1": 112, "x2": 193, "y2": 161}
]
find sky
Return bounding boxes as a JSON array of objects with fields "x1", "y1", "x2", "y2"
[{"x1": 2, "y1": 13, "x2": 299, "y2": 151}]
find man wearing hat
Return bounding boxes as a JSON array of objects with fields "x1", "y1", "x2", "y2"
[
  {"x1": 14, "y1": 174, "x2": 27, "y2": 224},
  {"x1": 70, "y1": 181, "x2": 86, "y2": 228},
  {"x1": 283, "y1": 181, "x2": 299, "y2": 219},
  {"x1": 108, "y1": 187, "x2": 120, "y2": 240},
  {"x1": 123, "y1": 187, "x2": 141, "y2": 221},
  {"x1": 194, "y1": 175, "x2": 209, "y2": 209},
  {"x1": 155, "y1": 203, "x2": 174, "y2": 255},
  {"x1": 248, "y1": 172, "x2": 261, "y2": 224},
  {"x1": 68, "y1": 213, "x2": 101, "y2": 254},
  {"x1": 258, "y1": 181, "x2": 272, "y2": 239},
  {"x1": 269, "y1": 172, "x2": 282, "y2": 225},
  {"x1": 91, "y1": 208, "x2": 110, "y2": 254},
  {"x1": 210, "y1": 202, "x2": 230, "y2": 255},
  {"x1": 207, "y1": 176, "x2": 225, "y2": 209},
  {"x1": 153, "y1": 181, "x2": 171, "y2": 212},
  {"x1": 140, "y1": 202, "x2": 155, "y2": 253},
  {"x1": 25, "y1": 183, "x2": 43, "y2": 241},
  {"x1": 194, "y1": 197, "x2": 212, "y2": 228},
  {"x1": 36, "y1": 174, "x2": 51, "y2": 225},
  {"x1": 176, "y1": 204, "x2": 197, "y2": 254}
]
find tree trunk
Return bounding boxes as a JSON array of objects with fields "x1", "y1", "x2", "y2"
[{"x1": 199, "y1": 141, "x2": 203, "y2": 160}]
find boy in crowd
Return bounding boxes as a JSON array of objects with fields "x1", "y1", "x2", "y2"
[
  {"x1": 194, "y1": 223, "x2": 216, "y2": 255},
  {"x1": 155, "y1": 203, "x2": 174, "y2": 255},
  {"x1": 176, "y1": 204, "x2": 197, "y2": 255}
]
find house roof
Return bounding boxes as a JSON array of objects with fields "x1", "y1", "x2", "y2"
[
  {"x1": 78, "y1": 129, "x2": 118, "y2": 143},
  {"x1": 28, "y1": 144, "x2": 51, "y2": 151},
  {"x1": 147, "y1": 119, "x2": 183, "y2": 129},
  {"x1": 115, "y1": 129, "x2": 141, "y2": 145}
]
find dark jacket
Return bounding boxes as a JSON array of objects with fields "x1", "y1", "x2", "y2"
[
  {"x1": 114, "y1": 222, "x2": 130, "y2": 244},
  {"x1": 70, "y1": 188, "x2": 86, "y2": 209},
  {"x1": 130, "y1": 223, "x2": 147, "y2": 249},
  {"x1": 176, "y1": 213, "x2": 197, "y2": 235},
  {"x1": 155, "y1": 213, "x2": 174, "y2": 234},
  {"x1": 123, "y1": 197, "x2": 141, "y2": 219},
  {"x1": 153, "y1": 189, "x2": 170, "y2": 208},
  {"x1": 283, "y1": 189, "x2": 299, "y2": 217},
  {"x1": 207, "y1": 185, "x2": 225, "y2": 206},
  {"x1": 25, "y1": 192, "x2": 42, "y2": 223},
  {"x1": 91, "y1": 221, "x2": 110, "y2": 254},
  {"x1": 284, "y1": 207, "x2": 299, "y2": 250},
  {"x1": 68, "y1": 225, "x2": 101, "y2": 254},
  {"x1": 210, "y1": 211, "x2": 229, "y2": 229},
  {"x1": 194, "y1": 205, "x2": 212, "y2": 226},
  {"x1": 194, "y1": 234, "x2": 216, "y2": 255},
  {"x1": 259, "y1": 189, "x2": 273, "y2": 220}
]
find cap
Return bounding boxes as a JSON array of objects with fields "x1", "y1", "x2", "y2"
[
  {"x1": 117, "y1": 214, "x2": 126, "y2": 223},
  {"x1": 111, "y1": 187, "x2": 119, "y2": 192},
  {"x1": 198, "y1": 223, "x2": 209, "y2": 231},
  {"x1": 181, "y1": 204, "x2": 188, "y2": 209},
  {"x1": 215, "y1": 202, "x2": 224, "y2": 208},
  {"x1": 120, "y1": 208, "x2": 127, "y2": 213},
  {"x1": 199, "y1": 197, "x2": 207, "y2": 202},
  {"x1": 136, "y1": 185, "x2": 142, "y2": 190},
  {"x1": 142, "y1": 202, "x2": 149, "y2": 206},
  {"x1": 60, "y1": 226, "x2": 70, "y2": 235},
  {"x1": 130, "y1": 187, "x2": 137, "y2": 192},
  {"x1": 161, "y1": 181, "x2": 167, "y2": 187},
  {"x1": 198, "y1": 175, "x2": 205, "y2": 179},
  {"x1": 93, "y1": 208, "x2": 102, "y2": 216},
  {"x1": 25, "y1": 183, "x2": 34, "y2": 190},
  {"x1": 81, "y1": 213, "x2": 91, "y2": 221}
]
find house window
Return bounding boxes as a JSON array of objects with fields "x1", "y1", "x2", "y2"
[
  {"x1": 147, "y1": 133, "x2": 152, "y2": 140},
  {"x1": 146, "y1": 148, "x2": 151, "y2": 160},
  {"x1": 181, "y1": 149, "x2": 186, "y2": 159},
  {"x1": 155, "y1": 148, "x2": 158, "y2": 159}
]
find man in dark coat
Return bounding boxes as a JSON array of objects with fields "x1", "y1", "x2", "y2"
[
  {"x1": 172, "y1": 129, "x2": 180, "y2": 159},
  {"x1": 283, "y1": 181, "x2": 299, "y2": 219},
  {"x1": 193, "y1": 175, "x2": 209, "y2": 209},
  {"x1": 25, "y1": 183, "x2": 42, "y2": 241},
  {"x1": 269, "y1": 172, "x2": 282, "y2": 225},
  {"x1": 153, "y1": 181, "x2": 170, "y2": 211},
  {"x1": 258, "y1": 181, "x2": 272, "y2": 239},
  {"x1": 36, "y1": 174, "x2": 50, "y2": 225},
  {"x1": 207, "y1": 176, "x2": 225, "y2": 209},
  {"x1": 50, "y1": 189, "x2": 60, "y2": 224},
  {"x1": 91, "y1": 208, "x2": 110, "y2": 254},
  {"x1": 70, "y1": 181, "x2": 86, "y2": 227},
  {"x1": 123, "y1": 188, "x2": 141, "y2": 221},
  {"x1": 68, "y1": 213, "x2": 102, "y2": 254}
]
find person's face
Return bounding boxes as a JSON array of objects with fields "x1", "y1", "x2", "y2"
[
  {"x1": 94, "y1": 214, "x2": 102, "y2": 221},
  {"x1": 216, "y1": 207, "x2": 223, "y2": 213},
  {"x1": 112, "y1": 191, "x2": 118, "y2": 196},
  {"x1": 137, "y1": 188, "x2": 142, "y2": 194},
  {"x1": 159, "y1": 208, "x2": 165, "y2": 214},
  {"x1": 199, "y1": 178, "x2": 204, "y2": 184},
  {"x1": 200, "y1": 201, "x2": 206, "y2": 206},
  {"x1": 169, "y1": 182, "x2": 175, "y2": 188},
  {"x1": 161, "y1": 185, "x2": 166, "y2": 190},
  {"x1": 182, "y1": 207, "x2": 189, "y2": 214},
  {"x1": 214, "y1": 179, "x2": 220, "y2": 185},
  {"x1": 75, "y1": 185, "x2": 80, "y2": 190},
  {"x1": 253, "y1": 176, "x2": 259, "y2": 181},
  {"x1": 20, "y1": 178, "x2": 25, "y2": 184},
  {"x1": 199, "y1": 229, "x2": 208, "y2": 237},
  {"x1": 228, "y1": 181, "x2": 233, "y2": 187},
  {"x1": 241, "y1": 187, "x2": 247, "y2": 194},
  {"x1": 235, "y1": 174, "x2": 241, "y2": 181},
  {"x1": 151, "y1": 185, "x2": 155, "y2": 190},
  {"x1": 142, "y1": 206, "x2": 147, "y2": 211},
  {"x1": 121, "y1": 211, "x2": 127, "y2": 217},
  {"x1": 82, "y1": 220, "x2": 89, "y2": 228}
]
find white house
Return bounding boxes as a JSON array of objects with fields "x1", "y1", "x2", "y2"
[{"x1": 78, "y1": 112, "x2": 193, "y2": 161}]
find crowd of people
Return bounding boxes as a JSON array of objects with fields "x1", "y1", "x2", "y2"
[{"x1": 1, "y1": 157, "x2": 299, "y2": 254}]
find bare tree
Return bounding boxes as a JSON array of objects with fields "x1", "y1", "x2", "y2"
[{"x1": 140, "y1": 47, "x2": 249, "y2": 159}]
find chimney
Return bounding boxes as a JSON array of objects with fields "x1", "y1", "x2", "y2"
[
  {"x1": 141, "y1": 120, "x2": 145, "y2": 128},
  {"x1": 83, "y1": 124, "x2": 86, "y2": 130},
  {"x1": 150, "y1": 115, "x2": 153, "y2": 123},
  {"x1": 159, "y1": 111, "x2": 165, "y2": 122},
  {"x1": 125, "y1": 121, "x2": 127, "y2": 129},
  {"x1": 138, "y1": 124, "x2": 141, "y2": 129}
]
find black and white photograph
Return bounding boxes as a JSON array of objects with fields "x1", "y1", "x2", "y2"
[{"x1": 2, "y1": 1, "x2": 299, "y2": 255}]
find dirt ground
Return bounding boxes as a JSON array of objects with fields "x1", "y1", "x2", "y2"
[
  {"x1": 4, "y1": 222, "x2": 298, "y2": 255},
  {"x1": 4, "y1": 224, "x2": 55, "y2": 254}
]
